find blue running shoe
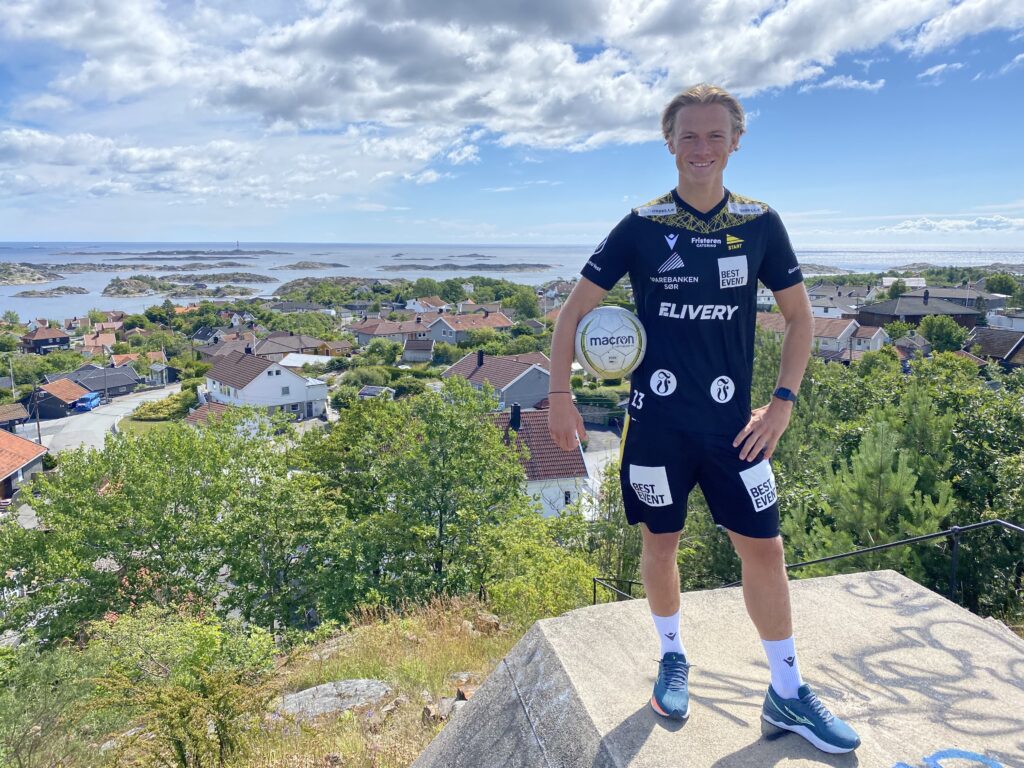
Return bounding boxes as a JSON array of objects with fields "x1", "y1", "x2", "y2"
[
  {"x1": 651, "y1": 652, "x2": 690, "y2": 720},
  {"x1": 762, "y1": 684, "x2": 860, "y2": 754}
]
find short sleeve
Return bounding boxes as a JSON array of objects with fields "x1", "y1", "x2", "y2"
[
  {"x1": 580, "y1": 213, "x2": 635, "y2": 290},
  {"x1": 757, "y1": 208, "x2": 803, "y2": 291}
]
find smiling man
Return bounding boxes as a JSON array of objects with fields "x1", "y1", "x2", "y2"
[{"x1": 548, "y1": 84, "x2": 860, "y2": 754}]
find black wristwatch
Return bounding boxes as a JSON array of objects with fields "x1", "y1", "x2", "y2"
[{"x1": 773, "y1": 387, "x2": 798, "y2": 403}]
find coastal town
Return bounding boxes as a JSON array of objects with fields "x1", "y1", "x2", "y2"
[{"x1": 3, "y1": 268, "x2": 1024, "y2": 525}]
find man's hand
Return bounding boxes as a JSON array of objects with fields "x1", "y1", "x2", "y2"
[
  {"x1": 733, "y1": 400, "x2": 792, "y2": 461},
  {"x1": 547, "y1": 396, "x2": 587, "y2": 452}
]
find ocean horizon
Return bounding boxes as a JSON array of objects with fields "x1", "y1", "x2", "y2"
[{"x1": 3, "y1": 241, "x2": 1024, "y2": 321}]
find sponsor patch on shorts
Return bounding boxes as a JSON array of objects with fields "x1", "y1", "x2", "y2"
[
  {"x1": 629, "y1": 465, "x2": 673, "y2": 507},
  {"x1": 739, "y1": 460, "x2": 777, "y2": 511}
]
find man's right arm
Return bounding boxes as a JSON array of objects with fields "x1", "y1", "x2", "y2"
[{"x1": 547, "y1": 276, "x2": 609, "y2": 452}]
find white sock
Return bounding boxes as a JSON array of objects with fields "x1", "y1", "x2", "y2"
[
  {"x1": 762, "y1": 636, "x2": 804, "y2": 699},
  {"x1": 652, "y1": 610, "x2": 687, "y2": 658}
]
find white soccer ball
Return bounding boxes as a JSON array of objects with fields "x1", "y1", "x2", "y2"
[{"x1": 574, "y1": 306, "x2": 647, "y2": 379}]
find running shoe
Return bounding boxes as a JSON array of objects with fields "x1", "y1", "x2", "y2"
[
  {"x1": 650, "y1": 651, "x2": 690, "y2": 720},
  {"x1": 762, "y1": 683, "x2": 860, "y2": 754}
]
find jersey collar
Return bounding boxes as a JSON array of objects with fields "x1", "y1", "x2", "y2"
[{"x1": 670, "y1": 188, "x2": 730, "y2": 221}]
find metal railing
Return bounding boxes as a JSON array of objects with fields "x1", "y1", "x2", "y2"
[{"x1": 593, "y1": 519, "x2": 1024, "y2": 605}]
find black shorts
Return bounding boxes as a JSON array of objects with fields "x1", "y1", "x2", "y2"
[{"x1": 618, "y1": 414, "x2": 780, "y2": 537}]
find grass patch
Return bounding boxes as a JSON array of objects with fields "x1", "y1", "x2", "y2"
[
  {"x1": 240, "y1": 597, "x2": 523, "y2": 768},
  {"x1": 118, "y1": 417, "x2": 175, "y2": 436}
]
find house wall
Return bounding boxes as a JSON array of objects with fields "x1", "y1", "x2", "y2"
[
  {"x1": 402, "y1": 348, "x2": 433, "y2": 363},
  {"x1": 5, "y1": 455, "x2": 44, "y2": 496},
  {"x1": 207, "y1": 365, "x2": 327, "y2": 418},
  {"x1": 526, "y1": 477, "x2": 589, "y2": 518},
  {"x1": 987, "y1": 312, "x2": 1024, "y2": 331},
  {"x1": 501, "y1": 367, "x2": 551, "y2": 410}
]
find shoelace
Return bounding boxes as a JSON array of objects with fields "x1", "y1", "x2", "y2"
[
  {"x1": 658, "y1": 656, "x2": 691, "y2": 690},
  {"x1": 800, "y1": 690, "x2": 835, "y2": 724}
]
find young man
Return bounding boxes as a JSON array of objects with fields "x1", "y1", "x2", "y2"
[{"x1": 547, "y1": 84, "x2": 860, "y2": 754}]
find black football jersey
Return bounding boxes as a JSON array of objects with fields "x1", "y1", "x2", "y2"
[{"x1": 581, "y1": 188, "x2": 802, "y2": 435}]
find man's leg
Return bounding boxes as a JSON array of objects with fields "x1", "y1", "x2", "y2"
[
  {"x1": 641, "y1": 523, "x2": 691, "y2": 720},
  {"x1": 728, "y1": 530, "x2": 860, "y2": 753}
]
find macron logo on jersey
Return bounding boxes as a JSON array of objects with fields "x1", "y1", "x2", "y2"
[
  {"x1": 664, "y1": 234, "x2": 678, "y2": 250},
  {"x1": 659, "y1": 303, "x2": 738, "y2": 320}
]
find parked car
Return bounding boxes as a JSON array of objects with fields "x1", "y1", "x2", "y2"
[{"x1": 74, "y1": 391, "x2": 102, "y2": 412}]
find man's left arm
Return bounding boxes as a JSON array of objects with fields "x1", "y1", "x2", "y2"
[{"x1": 733, "y1": 283, "x2": 813, "y2": 461}]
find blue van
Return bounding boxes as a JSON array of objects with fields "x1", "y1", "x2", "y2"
[{"x1": 74, "y1": 391, "x2": 102, "y2": 412}]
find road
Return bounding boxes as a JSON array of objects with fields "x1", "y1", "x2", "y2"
[{"x1": 17, "y1": 384, "x2": 182, "y2": 453}]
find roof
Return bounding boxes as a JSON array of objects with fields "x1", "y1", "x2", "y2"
[
  {"x1": 198, "y1": 334, "x2": 256, "y2": 358},
  {"x1": 256, "y1": 333, "x2": 327, "y2": 355},
  {"x1": 755, "y1": 313, "x2": 856, "y2": 340},
  {"x1": 208, "y1": 350, "x2": 274, "y2": 389},
  {"x1": 490, "y1": 409, "x2": 588, "y2": 482},
  {"x1": 268, "y1": 301, "x2": 326, "y2": 312},
  {"x1": 325, "y1": 340, "x2": 352, "y2": 351},
  {"x1": 431, "y1": 312, "x2": 514, "y2": 331},
  {"x1": 415, "y1": 295, "x2": 448, "y2": 308},
  {"x1": 965, "y1": 327, "x2": 1024, "y2": 360},
  {"x1": 442, "y1": 352, "x2": 551, "y2": 390},
  {"x1": 0, "y1": 403, "x2": 29, "y2": 423},
  {"x1": 404, "y1": 338, "x2": 435, "y2": 351},
  {"x1": 22, "y1": 326, "x2": 69, "y2": 341},
  {"x1": 277, "y1": 353, "x2": 333, "y2": 368},
  {"x1": 858, "y1": 296, "x2": 980, "y2": 317},
  {"x1": 904, "y1": 287, "x2": 999, "y2": 301},
  {"x1": 80, "y1": 332, "x2": 116, "y2": 347},
  {"x1": 358, "y1": 385, "x2": 395, "y2": 398},
  {"x1": 57, "y1": 368, "x2": 141, "y2": 391},
  {"x1": 0, "y1": 429, "x2": 46, "y2": 482},
  {"x1": 185, "y1": 401, "x2": 234, "y2": 426},
  {"x1": 543, "y1": 307, "x2": 562, "y2": 322},
  {"x1": 853, "y1": 325, "x2": 885, "y2": 339},
  {"x1": 40, "y1": 378, "x2": 90, "y2": 404}
]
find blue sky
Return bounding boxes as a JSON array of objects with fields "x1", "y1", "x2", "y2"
[{"x1": 1, "y1": 0, "x2": 1022, "y2": 249}]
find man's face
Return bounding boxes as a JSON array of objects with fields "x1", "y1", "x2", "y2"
[{"x1": 667, "y1": 103, "x2": 739, "y2": 186}]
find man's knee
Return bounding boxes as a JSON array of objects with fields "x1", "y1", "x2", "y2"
[
  {"x1": 732, "y1": 533, "x2": 786, "y2": 570},
  {"x1": 641, "y1": 525, "x2": 681, "y2": 565}
]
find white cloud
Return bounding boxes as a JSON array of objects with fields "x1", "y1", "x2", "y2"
[
  {"x1": 907, "y1": 0, "x2": 1024, "y2": 54},
  {"x1": 998, "y1": 52, "x2": 1024, "y2": 75},
  {"x1": 447, "y1": 144, "x2": 480, "y2": 165},
  {"x1": 917, "y1": 62, "x2": 964, "y2": 80},
  {"x1": 885, "y1": 215, "x2": 1024, "y2": 232},
  {"x1": 799, "y1": 75, "x2": 885, "y2": 93}
]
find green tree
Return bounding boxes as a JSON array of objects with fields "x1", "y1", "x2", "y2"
[
  {"x1": 918, "y1": 314, "x2": 969, "y2": 352},
  {"x1": 885, "y1": 279, "x2": 908, "y2": 300},
  {"x1": 365, "y1": 338, "x2": 403, "y2": 365},
  {"x1": 1, "y1": 310, "x2": 19, "y2": 325},
  {"x1": 413, "y1": 277, "x2": 442, "y2": 298},
  {"x1": 883, "y1": 320, "x2": 915, "y2": 341},
  {"x1": 0, "y1": 335, "x2": 16, "y2": 352},
  {"x1": 984, "y1": 273, "x2": 1018, "y2": 296}
]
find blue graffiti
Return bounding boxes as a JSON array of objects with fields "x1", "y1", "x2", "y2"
[{"x1": 893, "y1": 749, "x2": 1004, "y2": 768}]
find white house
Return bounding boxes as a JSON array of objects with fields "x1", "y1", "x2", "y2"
[
  {"x1": 405, "y1": 295, "x2": 450, "y2": 313},
  {"x1": 492, "y1": 406, "x2": 589, "y2": 518},
  {"x1": 206, "y1": 350, "x2": 327, "y2": 419},
  {"x1": 987, "y1": 310, "x2": 1024, "y2": 332}
]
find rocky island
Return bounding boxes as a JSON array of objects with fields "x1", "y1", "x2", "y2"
[
  {"x1": 380, "y1": 262, "x2": 552, "y2": 272},
  {"x1": 0, "y1": 263, "x2": 65, "y2": 285},
  {"x1": 34, "y1": 260, "x2": 250, "y2": 273},
  {"x1": 156, "y1": 272, "x2": 278, "y2": 284},
  {"x1": 271, "y1": 261, "x2": 349, "y2": 270},
  {"x1": 13, "y1": 286, "x2": 89, "y2": 298}
]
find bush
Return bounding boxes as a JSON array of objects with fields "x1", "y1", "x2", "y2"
[
  {"x1": 179, "y1": 376, "x2": 204, "y2": 392},
  {"x1": 331, "y1": 385, "x2": 361, "y2": 410},
  {"x1": 87, "y1": 605, "x2": 277, "y2": 768},
  {"x1": 132, "y1": 389, "x2": 197, "y2": 421}
]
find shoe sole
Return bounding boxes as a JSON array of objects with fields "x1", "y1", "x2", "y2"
[
  {"x1": 651, "y1": 695, "x2": 689, "y2": 721},
  {"x1": 762, "y1": 714, "x2": 858, "y2": 754}
]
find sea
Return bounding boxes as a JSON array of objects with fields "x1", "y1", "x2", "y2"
[{"x1": 2, "y1": 241, "x2": 1024, "y2": 322}]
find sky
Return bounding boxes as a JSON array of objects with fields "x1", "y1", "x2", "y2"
[{"x1": 1, "y1": 0, "x2": 1023, "y2": 249}]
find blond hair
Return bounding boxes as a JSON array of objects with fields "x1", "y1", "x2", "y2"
[{"x1": 661, "y1": 84, "x2": 746, "y2": 141}]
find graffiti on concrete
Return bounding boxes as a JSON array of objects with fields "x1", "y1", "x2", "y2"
[{"x1": 893, "y1": 749, "x2": 1005, "y2": 768}]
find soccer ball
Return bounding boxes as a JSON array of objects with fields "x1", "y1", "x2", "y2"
[{"x1": 574, "y1": 306, "x2": 647, "y2": 379}]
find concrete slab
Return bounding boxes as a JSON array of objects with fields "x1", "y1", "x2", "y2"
[{"x1": 413, "y1": 571, "x2": 1024, "y2": 768}]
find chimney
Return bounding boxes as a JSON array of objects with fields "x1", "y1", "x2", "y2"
[
  {"x1": 923, "y1": 289, "x2": 929, "y2": 305},
  {"x1": 477, "y1": 350, "x2": 484, "y2": 367},
  {"x1": 483, "y1": 309, "x2": 489, "y2": 318},
  {"x1": 416, "y1": 316, "x2": 422, "y2": 324},
  {"x1": 509, "y1": 403, "x2": 521, "y2": 432},
  {"x1": 245, "y1": 345, "x2": 253, "y2": 354}
]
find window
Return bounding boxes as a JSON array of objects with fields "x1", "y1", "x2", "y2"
[
  {"x1": 267, "y1": 370, "x2": 273, "y2": 376},
  {"x1": 281, "y1": 386, "x2": 290, "y2": 395},
  {"x1": 291, "y1": 403, "x2": 299, "y2": 411},
  {"x1": 564, "y1": 491, "x2": 572, "y2": 506},
  {"x1": 275, "y1": 369, "x2": 281, "y2": 376}
]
